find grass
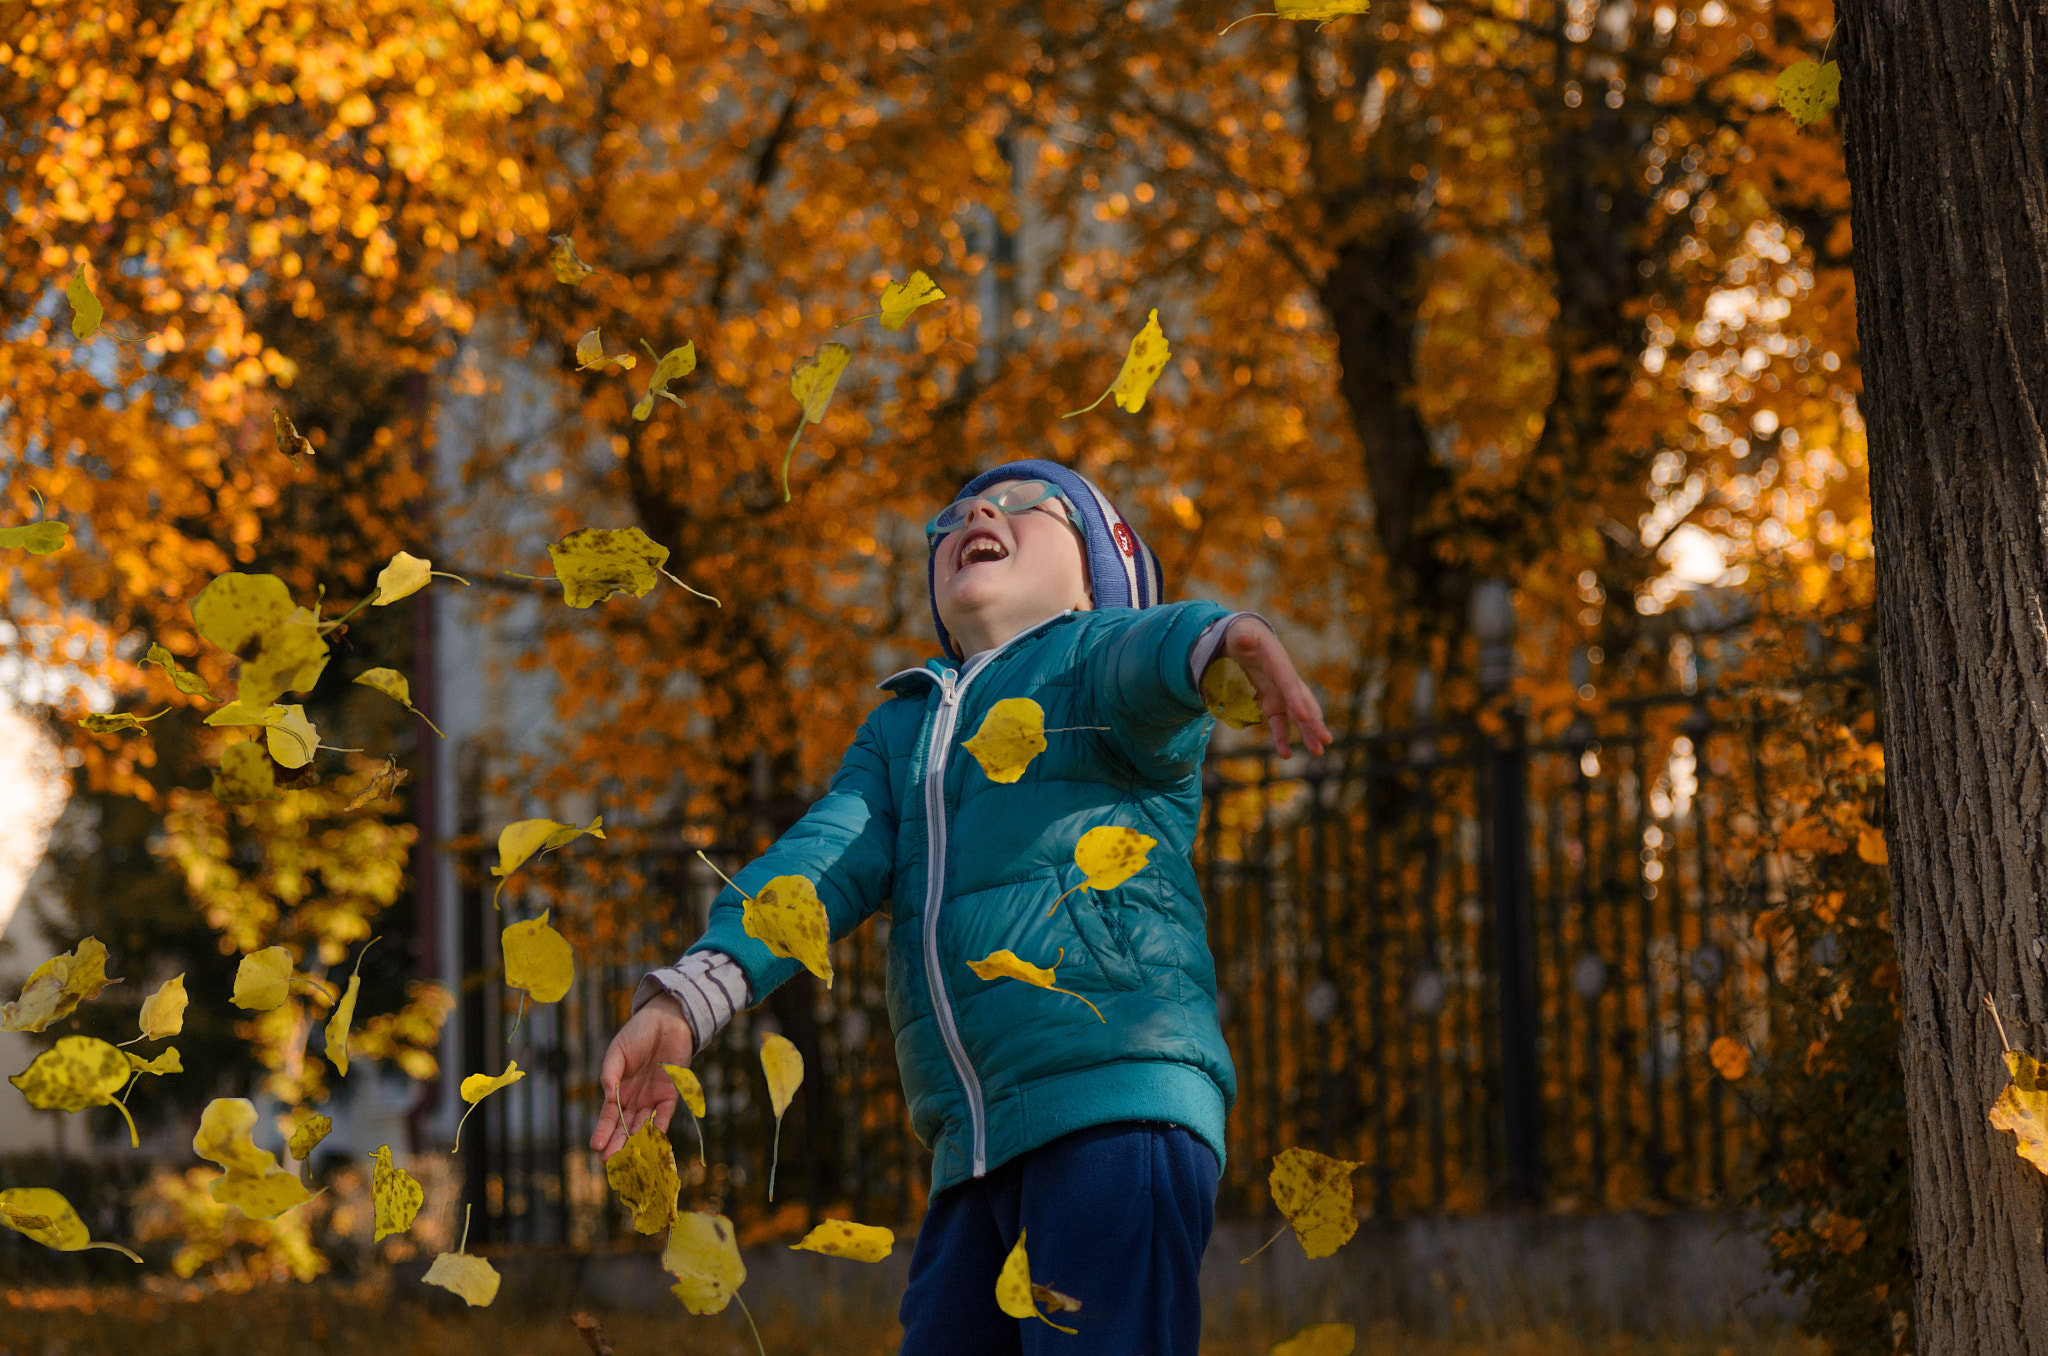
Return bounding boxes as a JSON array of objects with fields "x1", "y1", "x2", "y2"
[{"x1": 0, "y1": 1277, "x2": 1822, "y2": 1356}]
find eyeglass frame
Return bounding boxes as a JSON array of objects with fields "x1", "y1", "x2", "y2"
[{"x1": 925, "y1": 479, "x2": 1088, "y2": 548}]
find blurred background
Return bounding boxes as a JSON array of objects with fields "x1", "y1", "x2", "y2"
[{"x1": 0, "y1": 0, "x2": 1892, "y2": 1350}]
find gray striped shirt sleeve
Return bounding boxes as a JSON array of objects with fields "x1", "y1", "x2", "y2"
[
  {"x1": 1190, "y1": 612, "x2": 1270, "y2": 690},
  {"x1": 632, "y1": 949, "x2": 752, "y2": 1049}
]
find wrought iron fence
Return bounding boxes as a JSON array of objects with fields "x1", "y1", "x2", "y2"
[{"x1": 459, "y1": 685, "x2": 1782, "y2": 1242}]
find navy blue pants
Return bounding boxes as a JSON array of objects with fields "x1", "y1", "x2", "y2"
[{"x1": 896, "y1": 1121, "x2": 1219, "y2": 1356}]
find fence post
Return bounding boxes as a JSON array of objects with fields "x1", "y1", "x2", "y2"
[{"x1": 1473, "y1": 578, "x2": 1542, "y2": 1205}]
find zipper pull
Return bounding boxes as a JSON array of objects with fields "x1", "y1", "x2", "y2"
[{"x1": 939, "y1": 670, "x2": 959, "y2": 706}]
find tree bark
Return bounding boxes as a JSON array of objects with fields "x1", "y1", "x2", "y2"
[{"x1": 1841, "y1": 3, "x2": 2048, "y2": 1351}]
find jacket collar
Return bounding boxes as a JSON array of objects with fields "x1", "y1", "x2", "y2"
[{"x1": 877, "y1": 611, "x2": 1074, "y2": 694}]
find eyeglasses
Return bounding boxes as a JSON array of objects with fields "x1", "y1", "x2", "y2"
[{"x1": 925, "y1": 479, "x2": 1086, "y2": 544}]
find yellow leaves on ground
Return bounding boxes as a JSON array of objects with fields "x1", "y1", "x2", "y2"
[
  {"x1": 455, "y1": 1061, "x2": 526, "y2": 1150},
  {"x1": 968, "y1": 948, "x2": 1104, "y2": 1022},
  {"x1": 144, "y1": 643, "x2": 213, "y2": 697},
  {"x1": 9, "y1": 1035, "x2": 140, "y2": 1146},
  {"x1": 491, "y1": 815, "x2": 606, "y2": 905},
  {"x1": 1202, "y1": 657, "x2": 1265, "y2": 731},
  {"x1": 67, "y1": 265, "x2": 103, "y2": 340},
  {"x1": 783, "y1": 342, "x2": 852, "y2": 501},
  {"x1": 547, "y1": 525, "x2": 722, "y2": 609},
  {"x1": 504, "y1": 910, "x2": 575, "y2": 1004},
  {"x1": 139, "y1": 974, "x2": 188, "y2": 1040},
  {"x1": 289, "y1": 1114, "x2": 333, "y2": 1161},
  {"x1": 212, "y1": 740, "x2": 282, "y2": 804},
  {"x1": 996, "y1": 1229, "x2": 1078, "y2": 1332},
  {"x1": 790, "y1": 1220, "x2": 894, "y2": 1262},
  {"x1": 372, "y1": 1145, "x2": 424, "y2": 1241},
  {"x1": 1247, "y1": 1147, "x2": 1365, "y2": 1261},
  {"x1": 354, "y1": 667, "x2": 445, "y2": 738},
  {"x1": 1272, "y1": 1322, "x2": 1358, "y2": 1356},
  {"x1": 1776, "y1": 59, "x2": 1842, "y2": 127},
  {"x1": 2, "y1": 936, "x2": 116, "y2": 1033},
  {"x1": 574, "y1": 329, "x2": 637, "y2": 372},
  {"x1": 665, "y1": 1211, "x2": 747, "y2": 1314},
  {"x1": 0, "y1": 1188, "x2": 141, "y2": 1263},
  {"x1": 265, "y1": 705, "x2": 320, "y2": 769},
  {"x1": 761, "y1": 1033, "x2": 804, "y2": 1202},
  {"x1": 274, "y1": 409, "x2": 314, "y2": 459},
  {"x1": 1709, "y1": 1035, "x2": 1750, "y2": 1082},
  {"x1": 0, "y1": 520, "x2": 69, "y2": 553},
  {"x1": 194, "y1": 1098, "x2": 316, "y2": 1220},
  {"x1": 233, "y1": 946, "x2": 296, "y2": 1011},
  {"x1": 839, "y1": 270, "x2": 947, "y2": 331},
  {"x1": 1990, "y1": 1048, "x2": 2048, "y2": 1177},
  {"x1": 326, "y1": 937, "x2": 378, "y2": 1077},
  {"x1": 372, "y1": 551, "x2": 470, "y2": 607},
  {"x1": 963, "y1": 698, "x2": 1048, "y2": 783},
  {"x1": 633, "y1": 341, "x2": 697, "y2": 420},
  {"x1": 606, "y1": 1116, "x2": 682, "y2": 1235},
  {"x1": 127, "y1": 1047, "x2": 183, "y2": 1076},
  {"x1": 549, "y1": 234, "x2": 598, "y2": 285},
  {"x1": 1047, "y1": 825, "x2": 1159, "y2": 916},
  {"x1": 1220, "y1": 0, "x2": 1370, "y2": 32},
  {"x1": 744, "y1": 876, "x2": 833, "y2": 988},
  {"x1": 425, "y1": 1210, "x2": 501, "y2": 1307},
  {"x1": 1063, "y1": 309, "x2": 1170, "y2": 418}
]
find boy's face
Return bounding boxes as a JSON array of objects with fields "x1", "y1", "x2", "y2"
[{"x1": 933, "y1": 480, "x2": 1093, "y2": 657}]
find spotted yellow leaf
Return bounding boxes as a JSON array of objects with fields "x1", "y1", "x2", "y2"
[
  {"x1": 504, "y1": 910, "x2": 575, "y2": 1005},
  {"x1": 1047, "y1": 825, "x2": 1159, "y2": 915},
  {"x1": 67, "y1": 265, "x2": 103, "y2": 340},
  {"x1": 143, "y1": 643, "x2": 213, "y2": 697},
  {"x1": 212, "y1": 740, "x2": 282, "y2": 805},
  {"x1": 353, "y1": 667, "x2": 444, "y2": 738},
  {"x1": 0, "y1": 1188, "x2": 140, "y2": 1262},
  {"x1": 1244, "y1": 1146, "x2": 1364, "y2": 1261},
  {"x1": 213, "y1": 1168, "x2": 317, "y2": 1220},
  {"x1": 2, "y1": 937, "x2": 116, "y2": 1033},
  {"x1": 126, "y1": 1046, "x2": 182, "y2": 1076},
  {"x1": 455, "y1": 1060, "x2": 525, "y2": 1150},
  {"x1": 274, "y1": 408, "x2": 314, "y2": 458},
  {"x1": 1063, "y1": 309, "x2": 1170, "y2": 418},
  {"x1": 743, "y1": 875, "x2": 833, "y2": 988},
  {"x1": 606, "y1": 1115, "x2": 681, "y2": 1235},
  {"x1": 1220, "y1": 0, "x2": 1369, "y2": 32},
  {"x1": 191, "y1": 572, "x2": 294, "y2": 658},
  {"x1": 9, "y1": 1036, "x2": 140, "y2": 1146},
  {"x1": 326, "y1": 936, "x2": 377, "y2": 1077},
  {"x1": 1991, "y1": 1048, "x2": 2048, "y2": 1177},
  {"x1": 371, "y1": 551, "x2": 468, "y2": 606},
  {"x1": 1202, "y1": 656, "x2": 1264, "y2": 731},
  {"x1": 996, "y1": 1228, "x2": 1077, "y2": 1332},
  {"x1": 968, "y1": 947, "x2": 1103, "y2": 1022},
  {"x1": 574, "y1": 328, "x2": 637, "y2": 372},
  {"x1": 663, "y1": 1211, "x2": 746, "y2": 1315},
  {"x1": 138, "y1": 973, "x2": 187, "y2": 1040},
  {"x1": 371, "y1": 1144, "x2": 424, "y2": 1240},
  {"x1": 1776, "y1": 58, "x2": 1841, "y2": 127},
  {"x1": 962, "y1": 698, "x2": 1048, "y2": 783},
  {"x1": 233, "y1": 945, "x2": 296, "y2": 1011},
  {"x1": 288, "y1": 1113, "x2": 333, "y2": 1161},
  {"x1": 77, "y1": 709, "x2": 169, "y2": 735},
  {"x1": 265, "y1": 704, "x2": 319, "y2": 769},
  {"x1": 1272, "y1": 1323, "x2": 1357, "y2": 1356},
  {"x1": 839, "y1": 270, "x2": 947, "y2": 331},
  {"x1": 782, "y1": 341, "x2": 852, "y2": 501},
  {"x1": 662, "y1": 1062, "x2": 708, "y2": 1165},
  {"x1": 490, "y1": 815, "x2": 605, "y2": 905},
  {"x1": 0, "y1": 521, "x2": 68, "y2": 553},
  {"x1": 761, "y1": 1033, "x2": 804, "y2": 1202},
  {"x1": 194, "y1": 1098, "x2": 282, "y2": 1177},
  {"x1": 232, "y1": 610, "x2": 327, "y2": 711},
  {"x1": 549, "y1": 234, "x2": 598, "y2": 285},
  {"x1": 633, "y1": 341, "x2": 697, "y2": 420},
  {"x1": 546, "y1": 526, "x2": 711, "y2": 610},
  {"x1": 791, "y1": 1220, "x2": 894, "y2": 1262}
]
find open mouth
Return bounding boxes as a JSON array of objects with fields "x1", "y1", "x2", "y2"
[{"x1": 956, "y1": 530, "x2": 1010, "y2": 567}]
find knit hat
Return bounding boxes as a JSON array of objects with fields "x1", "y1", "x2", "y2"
[{"x1": 928, "y1": 458, "x2": 1165, "y2": 661}]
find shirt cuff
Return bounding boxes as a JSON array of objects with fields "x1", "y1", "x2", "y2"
[
  {"x1": 633, "y1": 949, "x2": 752, "y2": 1049},
  {"x1": 1190, "y1": 612, "x2": 1272, "y2": 690}
]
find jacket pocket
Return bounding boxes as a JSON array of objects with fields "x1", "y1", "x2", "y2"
[{"x1": 1067, "y1": 890, "x2": 1145, "y2": 990}]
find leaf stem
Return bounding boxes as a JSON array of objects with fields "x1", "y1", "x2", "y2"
[
  {"x1": 782, "y1": 425, "x2": 804, "y2": 501},
  {"x1": 1045, "y1": 882, "x2": 1088, "y2": 917},
  {"x1": 769, "y1": 1117, "x2": 783, "y2": 1203},
  {"x1": 733, "y1": 1291, "x2": 767, "y2": 1356},
  {"x1": 658, "y1": 565, "x2": 723, "y2": 608},
  {"x1": 1987, "y1": 993, "x2": 2014, "y2": 1053},
  {"x1": 1238, "y1": 1221, "x2": 1289, "y2": 1264},
  {"x1": 1048, "y1": 986, "x2": 1105, "y2": 1023},
  {"x1": 695, "y1": 850, "x2": 756, "y2": 902}
]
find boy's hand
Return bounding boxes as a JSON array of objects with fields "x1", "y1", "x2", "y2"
[
  {"x1": 1217, "y1": 616, "x2": 1332, "y2": 759},
  {"x1": 589, "y1": 992, "x2": 696, "y2": 1159}
]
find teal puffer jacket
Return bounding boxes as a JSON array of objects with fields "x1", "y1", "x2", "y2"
[{"x1": 687, "y1": 601, "x2": 1238, "y2": 1196}]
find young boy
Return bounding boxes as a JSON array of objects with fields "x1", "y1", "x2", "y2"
[{"x1": 590, "y1": 459, "x2": 1329, "y2": 1354}]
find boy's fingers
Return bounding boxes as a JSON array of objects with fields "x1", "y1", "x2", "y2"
[{"x1": 589, "y1": 1095, "x2": 618, "y2": 1154}]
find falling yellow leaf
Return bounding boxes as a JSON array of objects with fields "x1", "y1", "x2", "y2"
[
  {"x1": 233, "y1": 946, "x2": 296, "y2": 1011},
  {"x1": 371, "y1": 1145, "x2": 424, "y2": 1240},
  {"x1": 1991, "y1": 1048, "x2": 2048, "y2": 1176},
  {"x1": 761, "y1": 1033, "x2": 804, "y2": 1202},
  {"x1": 126, "y1": 1046, "x2": 182, "y2": 1076},
  {"x1": 370, "y1": 551, "x2": 469, "y2": 605},
  {"x1": 996, "y1": 1229, "x2": 1078, "y2": 1332},
  {"x1": 1220, "y1": 0, "x2": 1369, "y2": 31},
  {"x1": 0, "y1": 1189, "x2": 141, "y2": 1262},
  {"x1": 212, "y1": 1168, "x2": 317, "y2": 1220},
  {"x1": 1776, "y1": 58, "x2": 1841, "y2": 127},
  {"x1": 353, "y1": 667, "x2": 445, "y2": 738},
  {"x1": 782, "y1": 341, "x2": 853, "y2": 501},
  {"x1": 274, "y1": 408, "x2": 314, "y2": 458},
  {"x1": 343, "y1": 758, "x2": 411, "y2": 813},
  {"x1": 1857, "y1": 827, "x2": 1889, "y2": 866},
  {"x1": 190, "y1": 571, "x2": 292, "y2": 658},
  {"x1": 1202, "y1": 656, "x2": 1265, "y2": 731},
  {"x1": 549, "y1": 234, "x2": 598, "y2": 284},
  {"x1": 2, "y1": 936, "x2": 116, "y2": 1033},
  {"x1": 546, "y1": 526, "x2": 709, "y2": 610},
  {"x1": 574, "y1": 328, "x2": 637, "y2": 372},
  {"x1": 0, "y1": 521, "x2": 68, "y2": 553},
  {"x1": 1271, "y1": 1322, "x2": 1358, "y2": 1356},
  {"x1": 968, "y1": 948, "x2": 1103, "y2": 1022},
  {"x1": 194, "y1": 1099, "x2": 283, "y2": 1177},
  {"x1": 1033, "y1": 1282, "x2": 1083, "y2": 1314},
  {"x1": 143, "y1": 643, "x2": 213, "y2": 697},
  {"x1": 455, "y1": 1060, "x2": 526, "y2": 1150},
  {"x1": 790, "y1": 1220, "x2": 894, "y2": 1262},
  {"x1": 426, "y1": 1251, "x2": 502, "y2": 1306},
  {"x1": 9, "y1": 1036, "x2": 140, "y2": 1146},
  {"x1": 1709, "y1": 1035, "x2": 1750, "y2": 1082},
  {"x1": 77, "y1": 710, "x2": 169, "y2": 735},
  {"x1": 633, "y1": 341, "x2": 697, "y2": 420},
  {"x1": 1063, "y1": 309, "x2": 1170, "y2": 418},
  {"x1": 1243, "y1": 1147, "x2": 1364, "y2": 1261},
  {"x1": 265, "y1": 704, "x2": 320, "y2": 770},
  {"x1": 962, "y1": 698, "x2": 1049, "y2": 783},
  {"x1": 1047, "y1": 825, "x2": 1159, "y2": 916},
  {"x1": 839, "y1": 270, "x2": 948, "y2": 331},
  {"x1": 663, "y1": 1063, "x2": 707, "y2": 1118},
  {"x1": 232, "y1": 611, "x2": 327, "y2": 712},
  {"x1": 490, "y1": 815, "x2": 606, "y2": 905},
  {"x1": 138, "y1": 974, "x2": 188, "y2": 1040},
  {"x1": 67, "y1": 265, "x2": 103, "y2": 340},
  {"x1": 606, "y1": 1116, "x2": 682, "y2": 1235},
  {"x1": 743, "y1": 876, "x2": 834, "y2": 988},
  {"x1": 212, "y1": 740, "x2": 283, "y2": 805},
  {"x1": 288, "y1": 1114, "x2": 333, "y2": 1161},
  {"x1": 504, "y1": 910, "x2": 575, "y2": 1005},
  {"x1": 326, "y1": 937, "x2": 378, "y2": 1076},
  {"x1": 663, "y1": 1211, "x2": 747, "y2": 1314}
]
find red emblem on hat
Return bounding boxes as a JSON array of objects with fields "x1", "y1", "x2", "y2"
[{"x1": 1112, "y1": 521, "x2": 1136, "y2": 557}]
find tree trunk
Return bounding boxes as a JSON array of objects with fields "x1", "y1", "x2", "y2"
[{"x1": 1841, "y1": 3, "x2": 2048, "y2": 1351}]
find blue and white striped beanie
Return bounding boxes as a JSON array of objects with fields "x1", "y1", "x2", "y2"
[{"x1": 929, "y1": 458, "x2": 1166, "y2": 662}]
